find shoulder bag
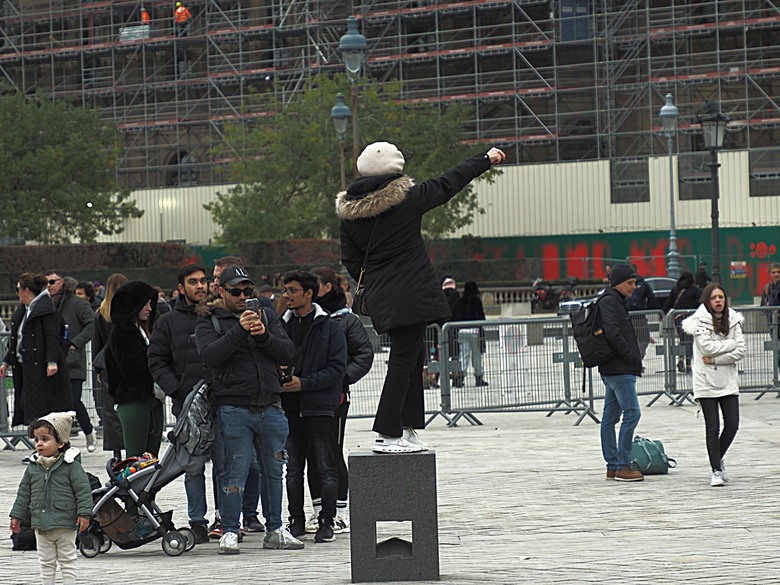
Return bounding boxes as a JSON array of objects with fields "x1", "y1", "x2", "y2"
[
  {"x1": 630, "y1": 435, "x2": 677, "y2": 475},
  {"x1": 352, "y1": 218, "x2": 380, "y2": 317}
]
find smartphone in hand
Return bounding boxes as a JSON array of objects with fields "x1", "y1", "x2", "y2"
[{"x1": 245, "y1": 298, "x2": 260, "y2": 313}]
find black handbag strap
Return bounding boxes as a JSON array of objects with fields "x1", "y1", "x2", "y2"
[{"x1": 356, "y1": 218, "x2": 381, "y2": 290}]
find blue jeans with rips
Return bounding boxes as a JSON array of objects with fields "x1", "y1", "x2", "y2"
[
  {"x1": 600, "y1": 374, "x2": 641, "y2": 470},
  {"x1": 210, "y1": 424, "x2": 260, "y2": 521},
  {"x1": 216, "y1": 404, "x2": 288, "y2": 534}
]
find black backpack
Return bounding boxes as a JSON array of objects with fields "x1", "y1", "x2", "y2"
[{"x1": 570, "y1": 297, "x2": 614, "y2": 368}]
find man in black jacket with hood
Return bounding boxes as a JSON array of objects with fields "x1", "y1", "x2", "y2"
[
  {"x1": 598, "y1": 264, "x2": 644, "y2": 482},
  {"x1": 148, "y1": 263, "x2": 210, "y2": 543}
]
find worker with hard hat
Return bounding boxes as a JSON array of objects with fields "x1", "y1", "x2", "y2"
[{"x1": 174, "y1": 2, "x2": 193, "y2": 37}]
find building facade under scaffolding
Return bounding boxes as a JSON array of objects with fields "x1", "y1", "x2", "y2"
[{"x1": 0, "y1": 1, "x2": 778, "y2": 209}]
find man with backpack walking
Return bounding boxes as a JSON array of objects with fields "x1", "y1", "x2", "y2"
[{"x1": 598, "y1": 264, "x2": 644, "y2": 482}]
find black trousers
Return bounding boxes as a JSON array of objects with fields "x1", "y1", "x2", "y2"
[
  {"x1": 307, "y1": 398, "x2": 349, "y2": 503},
  {"x1": 373, "y1": 323, "x2": 426, "y2": 437},
  {"x1": 70, "y1": 378, "x2": 93, "y2": 435},
  {"x1": 699, "y1": 394, "x2": 740, "y2": 471},
  {"x1": 286, "y1": 414, "x2": 337, "y2": 522}
]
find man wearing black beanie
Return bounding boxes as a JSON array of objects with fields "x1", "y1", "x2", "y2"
[{"x1": 598, "y1": 263, "x2": 644, "y2": 482}]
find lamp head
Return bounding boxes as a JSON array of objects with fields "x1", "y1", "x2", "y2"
[
  {"x1": 659, "y1": 93, "x2": 678, "y2": 135},
  {"x1": 339, "y1": 16, "x2": 367, "y2": 83},
  {"x1": 330, "y1": 93, "x2": 351, "y2": 142},
  {"x1": 698, "y1": 101, "x2": 730, "y2": 150}
]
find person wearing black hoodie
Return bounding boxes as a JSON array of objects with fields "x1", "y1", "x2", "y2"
[
  {"x1": 106, "y1": 281, "x2": 161, "y2": 457},
  {"x1": 663, "y1": 271, "x2": 703, "y2": 373}
]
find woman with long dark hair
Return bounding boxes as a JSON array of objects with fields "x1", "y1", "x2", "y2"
[
  {"x1": 682, "y1": 283, "x2": 745, "y2": 487},
  {"x1": 105, "y1": 281, "x2": 161, "y2": 457},
  {"x1": 1, "y1": 273, "x2": 72, "y2": 425}
]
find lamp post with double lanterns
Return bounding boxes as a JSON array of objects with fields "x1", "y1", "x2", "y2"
[
  {"x1": 330, "y1": 93, "x2": 351, "y2": 191},
  {"x1": 338, "y1": 16, "x2": 367, "y2": 176},
  {"x1": 698, "y1": 101, "x2": 730, "y2": 284},
  {"x1": 659, "y1": 93, "x2": 681, "y2": 280}
]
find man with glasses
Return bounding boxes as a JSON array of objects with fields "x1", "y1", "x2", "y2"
[
  {"x1": 45, "y1": 270, "x2": 97, "y2": 453},
  {"x1": 148, "y1": 264, "x2": 210, "y2": 543},
  {"x1": 279, "y1": 271, "x2": 346, "y2": 544},
  {"x1": 195, "y1": 265, "x2": 303, "y2": 554}
]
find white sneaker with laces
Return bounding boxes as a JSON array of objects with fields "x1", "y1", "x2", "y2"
[
  {"x1": 218, "y1": 531, "x2": 240, "y2": 554},
  {"x1": 720, "y1": 461, "x2": 730, "y2": 482},
  {"x1": 402, "y1": 427, "x2": 429, "y2": 451},
  {"x1": 373, "y1": 434, "x2": 422, "y2": 454},
  {"x1": 710, "y1": 471, "x2": 726, "y2": 487},
  {"x1": 85, "y1": 432, "x2": 97, "y2": 453},
  {"x1": 304, "y1": 512, "x2": 319, "y2": 534},
  {"x1": 264, "y1": 526, "x2": 304, "y2": 550}
]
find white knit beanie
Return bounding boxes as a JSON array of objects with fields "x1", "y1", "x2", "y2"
[
  {"x1": 356, "y1": 142, "x2": 405, "y2": 177},
  {"x1": 38, "y1": 411, "x2": 75, "y2": 444}
]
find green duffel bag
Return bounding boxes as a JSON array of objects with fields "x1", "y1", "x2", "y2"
[{"x1": 630, "y1": 436, "x2": 677, "y2": 475}]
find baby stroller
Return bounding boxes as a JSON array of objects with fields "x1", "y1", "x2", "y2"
[{"x1": 78, "y1": 380, "x2": 214, "y2": 558}]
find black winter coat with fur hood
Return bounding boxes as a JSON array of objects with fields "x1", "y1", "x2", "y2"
[{"x1": 336, "y1": 152, "x2": 492, "y2": 334}]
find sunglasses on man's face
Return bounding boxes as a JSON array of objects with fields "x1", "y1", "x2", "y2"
[
  {"x1": 47, "y1": 279, "x2": 61, "y2": 285},
  {"x1": 225, "y1": 288, "x2": 254, "y2": 298}
]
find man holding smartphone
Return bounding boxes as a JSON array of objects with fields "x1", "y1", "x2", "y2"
[
  {"x1": 195, "y1": 265, "x2": 303, "y2": 554},
  {"x1": 279, "y1": 271, "x2": 347, "y2": 544}
]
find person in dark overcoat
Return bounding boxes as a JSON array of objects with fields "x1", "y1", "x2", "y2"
[
  {"x1": 662, "y1": 270, "x2": 703, "y2": 373},
  {"x1": 336, "y1": 141, "x2": 506, "y2": 452},
  {"x1": 1, "y1": 273, "x2": 72, "y2": 426}
]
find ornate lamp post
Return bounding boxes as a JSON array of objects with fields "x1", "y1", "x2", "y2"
[
  {"x1": 659, "y1": 93, "x2": 680, "y2": 280},
  {"x1": 698, "y1": 102, "x2": 730, "y2": 284},
  {"x1": 338, "y1": 16, "x2": 367, "y2": 175},
  {"x1": 330, "y1": 93, "x2": 351, "y2": 191}
]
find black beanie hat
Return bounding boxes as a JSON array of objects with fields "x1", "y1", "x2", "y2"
[{"x1": 610, "y1": 264, "x2": 637, "y2": 287}]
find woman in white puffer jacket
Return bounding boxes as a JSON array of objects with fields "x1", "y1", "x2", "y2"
[{"x1": 682, "y1": 283, "x2": 745, "y2": 487}]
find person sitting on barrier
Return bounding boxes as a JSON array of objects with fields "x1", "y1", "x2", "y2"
[
  {"x1": 662, "y1": 271, "x2": 702, "y2": 374},
  {"x1": 337, "y1": 142, "x2": 506, "y2": 453},
  {"x1": 682, "y1": 283, "x2": 745, "y2": 487},
  {"x1": 452, "y1": 281, "x2": 488, "y2": 387},
  {"x1": 598, "y1": 264, "x2": 644, "y2": 482}
]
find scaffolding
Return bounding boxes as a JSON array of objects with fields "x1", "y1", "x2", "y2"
[{"x1": 0, "y1": 0, "x2": 778, "y2": 194}]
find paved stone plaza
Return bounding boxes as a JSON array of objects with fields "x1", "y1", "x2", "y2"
[{"x1": 1, "y1": 393, "x2": 779, "y2": 584}]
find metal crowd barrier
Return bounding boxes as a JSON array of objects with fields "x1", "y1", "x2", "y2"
[{"x1": 3, "y1": 308, "x2": 780, "y2": 449}]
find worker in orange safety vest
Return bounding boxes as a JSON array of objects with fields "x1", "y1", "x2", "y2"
[
  {"x1": 174, "y1": 2, "x2": 193, "y2": 37},
  {"x1": 141, "y1": 8, "x2": 150, "y2": 25}
]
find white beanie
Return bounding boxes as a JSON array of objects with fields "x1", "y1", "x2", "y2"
[
  {"x1": 356, "y1": 142, "x2": 405, "y2": 177},
  {"x1": 38, "y1": 411, "x2": 76, "y2": 444}
]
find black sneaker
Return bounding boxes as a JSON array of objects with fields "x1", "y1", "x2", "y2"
[
  {"x1": 242, "y1": 515, "x2": 264, "y2": 533},
  {"x1": 288, "y1": 517, "x2": 306, "y2": 538},
  {"x1": 208, "y1": 518, "x2": 222, "y2": 540},
  {"x1": 314, "y1": 517, "x2": 335, "y2": 543},
  {"x1": 190, "y1": 523, "x2": 209, "y2": 544}
]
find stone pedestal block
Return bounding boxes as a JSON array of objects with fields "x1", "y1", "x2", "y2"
[{"x1": 349, "y1": 450, "x2": 439, "y2": 583}]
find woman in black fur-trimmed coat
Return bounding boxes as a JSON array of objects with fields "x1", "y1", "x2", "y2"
[{"x1": 336, "y1": 142, "x2": 506, "y2": 452}]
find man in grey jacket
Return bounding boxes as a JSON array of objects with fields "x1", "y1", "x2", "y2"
[
  {"x1": 47, "y1": 271, "x2": 96, "y2": 452},
  {"x1": 598, "y1": 264, "x2": 644, "y2": 482}
]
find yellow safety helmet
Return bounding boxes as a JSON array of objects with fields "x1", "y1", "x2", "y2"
[{"x1": 176, "y1": 2, "x2": 182, "y2": 6}]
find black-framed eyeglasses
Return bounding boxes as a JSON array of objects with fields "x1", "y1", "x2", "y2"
[
  {"x1": 225, "y1": 288, "x2": 254, "y2": 298},
  {"x1": 47, "y1": 279, "x2": 61, "y2": 285},
  {"x1": 283, "y1": 287, "x2": 303, "y2": 295}
]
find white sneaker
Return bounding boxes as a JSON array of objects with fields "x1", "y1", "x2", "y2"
[
  {"x1": 403, "y1": 428, "x2": 429, "y2": 451},
  {"x1": 333, "y1": 511, "x2": 349, "y2": 534},
  {"x1": 85, "y1": 432, "x2": 97, "y2": 453},
  {"x1": 218, "y1": 531, "x2": 240, "y2": 554},
  {"x1": 720, "y1": 461, "x2": 730, "y2": 482},
  {"x1": 373, "y1": 434, "x2": 422, "y2": 454},
  {"x1": 710, "y1": 471, "x2": 726, "y2": 487},
  {"x1": 304, "y1": 512, "x2": 319, "y2": 534},
  {"x1": 263, "y1": 526, "x2": 304, "y2": 550}
]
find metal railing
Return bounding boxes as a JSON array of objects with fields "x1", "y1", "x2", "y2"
[{"x1": 2, "y1": 308, "x2": 779, "y2": 449}]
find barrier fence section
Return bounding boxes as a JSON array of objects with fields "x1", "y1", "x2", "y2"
[{"x1": 2, "y1": 308, "x2": 780, "y2": 449}]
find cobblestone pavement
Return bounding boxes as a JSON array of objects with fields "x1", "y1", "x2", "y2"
[{"x1": 1, "y1": 393, "x2": 779, "y2": 584}]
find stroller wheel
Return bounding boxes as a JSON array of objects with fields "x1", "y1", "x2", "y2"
[
  {"x1": 162, "y1": 531, "x2": 187, "y2": 556},
  {"x1": 99, "y1": 534, "x2": 113, "y2": 554},
  {"x1": 178, "y1": 527, "x2": 197, "y2": 551},
  {"x1": 79, "y1": 535, "x2": 100, "y2": 559}
]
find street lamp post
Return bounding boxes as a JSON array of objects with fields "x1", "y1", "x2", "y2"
[
  {"x1": 338, "y1": 16, "x2": 367, "y2": 176},
  {"x1": 698, "y1": 101, "x2": 730, "y2": 284},
  {"x1": 659, "y1": 93, "x2": 680, "y2": 280},
  {"x1": 330, "y1": 93, "x2": 351, "y2": 191}
]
